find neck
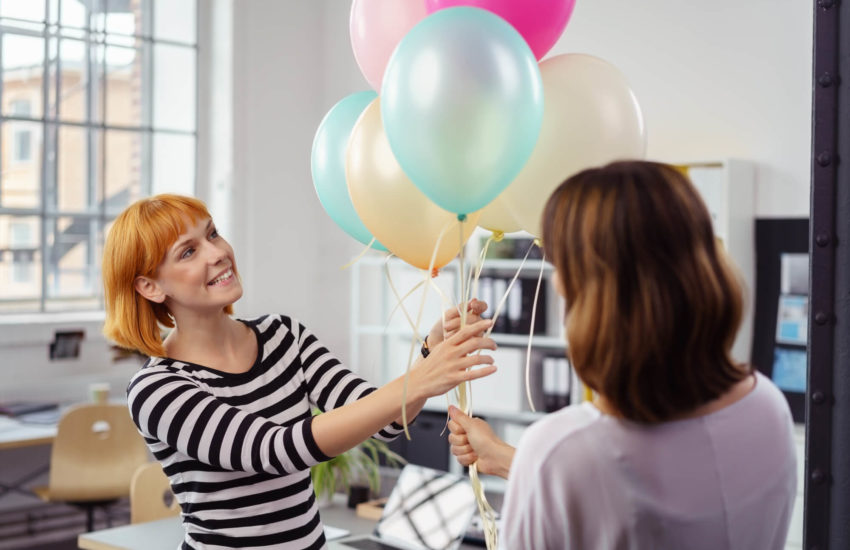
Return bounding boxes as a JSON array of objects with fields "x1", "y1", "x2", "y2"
[{"x1": 163, "y1": 309, "x2": 241, "y2": 358}]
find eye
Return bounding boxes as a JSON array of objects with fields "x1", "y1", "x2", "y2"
[
  {"x1": 181, "y1": 247, "x2": 195, "y2": 260},
  {"x1": 209, "y1": 228, "x2": 219, "y2": 239}
]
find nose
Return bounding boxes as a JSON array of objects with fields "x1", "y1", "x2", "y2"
[{"x1": 203, "y1": 240, "x2": 228, "y2": 265}]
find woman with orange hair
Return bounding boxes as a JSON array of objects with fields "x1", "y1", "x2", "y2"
[
  {"x1": 447, "y1": 161, "x2": 797, "y2": 549},
  {"x1": 102, "y1": 194, "x2": 496, "y2": 549}
]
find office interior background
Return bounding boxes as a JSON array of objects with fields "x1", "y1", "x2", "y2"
[{"x1": 0, "y1": 0, "x2": 825, "y2": 548}]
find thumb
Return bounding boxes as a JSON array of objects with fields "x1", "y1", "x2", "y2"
[{"x1": 448, "y1": 405, "x2": 472, "y2": 428}]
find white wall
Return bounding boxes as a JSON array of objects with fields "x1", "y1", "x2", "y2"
[
  {"x1": 553, "y1": 0, "x2": 812, "y2": 218},
  {"x1": 226, "y1": 1, "x2": 368, "y2": 359},
  {"x1": 0, "y1": 313, "x2": 141, "y2": 403}
]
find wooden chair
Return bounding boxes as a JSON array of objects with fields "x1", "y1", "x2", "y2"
[
  {"x1": 33, "y1": 403, "x2": 149, "y2": 532},
  {"x1": 130, "y1": 461, "x2": 180, "y2": 524}
]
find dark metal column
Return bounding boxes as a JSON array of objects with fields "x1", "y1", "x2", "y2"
[{"x1": 807, "y1": 0, "x2": 849, "y2": 548}]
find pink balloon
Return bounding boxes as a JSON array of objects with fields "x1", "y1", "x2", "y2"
[
  {"x1": 425, "y1": 0, "x2": 576, "y2": 60},
  {"x1": 350, "y1": 0, "x2": 428, "y2": 91}
]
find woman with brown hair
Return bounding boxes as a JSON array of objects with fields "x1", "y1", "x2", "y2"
[{"x1": 448, "y1": 161, "x2": 797, "y2": 549}]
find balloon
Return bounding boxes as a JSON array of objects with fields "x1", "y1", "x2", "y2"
[
  {"x1": 349, "y1": 0, "x2": 427, "y2": 91},
  {"x1": 501, "y1": 54, "x2": 647, "y2": 236},
  {"x1": 346, "y1": 99, "x2": 480, "y2": 271},
  {"x1": 478, "y1": 195, "x2": 523, "y2": 234},
  {"x1": 311, "y1": 91, "x2": 387, "y2": 251},
  {"x1": 381, "y1": 7, "x2": 543, "y2": 215},
  {"x1": 425, "y1": 0, "x2": 575, "y2": 60}
]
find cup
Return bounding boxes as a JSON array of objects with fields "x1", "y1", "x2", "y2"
[{"x1": 89, "y1": 382, "x2": 111, "y2": 404}]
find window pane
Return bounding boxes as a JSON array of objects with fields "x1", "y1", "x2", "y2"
[
  {"x1": 58, "y1": 0, "x2": 88, "y2": 37},
  {"x1": 45, "y1": 215, "x2": 96, "y2": 307},
  {"x1": 0, "y1": 215, "x2": 41, "y2": 312},
  {"x1": 56, "y1": 38, "x2": 89, "y2": 123},
  {"x1": 152, "y1": 43, "x2": 195, "y2": 132},
  {"x1": 152, "y1": 133, "x2": 194, "y2": 196},
  {"x1": 57, "y1": 125, "x2": 91, "y2": 211},
  {"x1": 105, "y1": 45, "x2": 143, "y2": 127},
  {"x1": 3, "y1": 34, "x2": 46, "y2": 119},
  {"x1": 103, "y1": 129, "x2": 143, "y2": 215},
  {"x1": 0, "y1": 0, "x2": 46, "y2": 22},
  {"x1": 1, "y1": 120, "x2": 42, "y2": 209},
  {"x1": 154, "y1": 0, "x2": 195, "y2": 44}
]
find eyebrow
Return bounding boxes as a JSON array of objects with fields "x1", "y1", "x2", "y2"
[{"x1": 171, "y1": 219, "x2": 213, "y2": 255}]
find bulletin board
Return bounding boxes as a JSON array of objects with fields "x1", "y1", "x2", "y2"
[{"x1": 751, "y1": 218, "x2": 809, "y2": 423}]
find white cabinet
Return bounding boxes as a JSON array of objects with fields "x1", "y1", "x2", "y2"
[{"x1": 682, "y1": 159, "x2": 755, "y2": 364}]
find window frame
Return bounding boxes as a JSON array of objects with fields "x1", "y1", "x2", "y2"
[{"x1": 0, "y1": 0, "x2": 199, "y2": 314}]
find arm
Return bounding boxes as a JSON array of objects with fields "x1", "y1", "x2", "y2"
[
  {"x1": 447, "y1": 405, "x2": 515, "y2": 479},
  {"x1": 127, "y1": 368, "x2": 330, "y2": 475},
  {"x1": 310, "y1": 319, "x2": 498, "y2": 458}
]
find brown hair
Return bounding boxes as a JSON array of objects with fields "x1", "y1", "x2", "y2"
[
  {"x1": 102, "y1": 194, "x2": 233, "y2": 357},
  {"x1": 542, "y1": 161, "x2": 748, "y2": 423}
]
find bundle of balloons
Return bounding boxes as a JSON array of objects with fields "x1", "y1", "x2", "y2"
[{"x1": 311, "y1": 0, "x2": 646, "y2": 272}]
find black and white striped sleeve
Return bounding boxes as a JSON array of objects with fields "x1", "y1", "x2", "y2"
[
  {"x1": 296, "y1": 322, "x2": 405, "y2": 441},
  {"x1": 127, "y1": 368, "x2": 332, "y2": 474}
]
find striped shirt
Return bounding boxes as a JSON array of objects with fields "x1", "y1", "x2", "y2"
[{"x1": 127, "y1": 314, "x2": 404, "y2": 549}]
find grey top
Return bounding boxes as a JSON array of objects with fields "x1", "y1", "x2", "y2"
[{"x1": 502, "y1": 372, "x2": 797, "y2": 550}]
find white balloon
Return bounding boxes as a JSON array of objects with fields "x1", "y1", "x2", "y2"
[{"x1": 501, "y1": 54, "x2": 647, "y2": 236}]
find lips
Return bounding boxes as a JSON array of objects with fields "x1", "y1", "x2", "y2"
[{"x1": 207, "y1": 268, "x2": 234, "y2": 286}]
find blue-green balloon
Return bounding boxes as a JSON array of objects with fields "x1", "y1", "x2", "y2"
[
  {"x1": 311, "y1": 91, "x2": 387, "y2": 251},
  {"x1": 381, "y1": 6, "x2": 543, "y2": 215}
]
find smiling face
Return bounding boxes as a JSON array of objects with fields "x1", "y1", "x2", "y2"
[{"x1": 141, "y1": 216, "x2": 242, "y2": 319}]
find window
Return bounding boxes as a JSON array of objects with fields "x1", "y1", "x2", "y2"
[
  {"x1": 0, "y1": 0, "x2": 198, "y2": 313},
  {"x1": 10, "y1": 99, "x2": 32, "y2": 162},
  {"x1": 10, "y1": 221, "x2": 33, "y2": 283}
]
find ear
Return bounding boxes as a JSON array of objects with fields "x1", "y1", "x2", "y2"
[{"x1": 134, "y1": 275, "x2": 167, "y2": 304}]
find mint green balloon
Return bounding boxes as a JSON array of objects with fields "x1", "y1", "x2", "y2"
[
  {"x1": 381, "y1": 6, "x2": 543, "y2": 215},
  {"x1": 311, "y1": 91, "x2": 387, "y2": 251}
]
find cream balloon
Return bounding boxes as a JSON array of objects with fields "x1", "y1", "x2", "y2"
[
  {"x1": 501, "y1": 54, "x2": 646, "y2": 236},
  {"x1": 478, "y1": 194, "x2": 523, "y2": 234},
  {"x1": 346, "y1": 98, "x2": 480, "y2": 271}
]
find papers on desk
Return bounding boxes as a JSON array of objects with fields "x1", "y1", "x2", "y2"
[
  {"x1": 0, "y1": 401, "x2": 58, "y2": 417},
  {"x1": 324, "y1": 524, "x2": 351, "y2": 541},
  {"x1": 17, "y1": 409, "x2": 61, "y2": 424}
]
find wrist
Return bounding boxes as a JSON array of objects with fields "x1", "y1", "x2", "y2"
[
  {"x1": 495, "y1": 442, "x2": 515, "y2": 479},
  {"x1": 420, "y1": 335, "x2": 431, "y2": 358}
]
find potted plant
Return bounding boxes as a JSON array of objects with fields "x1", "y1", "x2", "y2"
[{"x1": 310, "y1": 413, "x2": 406, "y2": 507}]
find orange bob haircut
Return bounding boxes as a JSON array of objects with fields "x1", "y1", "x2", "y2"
[
  {"x1": 542, "y1": 161, "x2": 748, "y2": 423},
  {"x1": 102, "y1": 194, "x2": 233, "y2": 358}
]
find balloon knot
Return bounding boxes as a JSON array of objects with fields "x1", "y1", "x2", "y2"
[
  {"x1": 533, "y1": 238, "x2": 543, "y2": 248},
  {"x1": 492, "y1": 231, "x2": 505, "y2": 242},
  {"x1": 431, "y1": 268, "x2": 440, "y2": 278},
  {"x1": 457, "y1": 213, "x2": 467, "y2": 222}
]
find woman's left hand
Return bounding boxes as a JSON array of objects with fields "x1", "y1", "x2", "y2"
[{"x1": 427, "y1": 299, "x2": 489, "y2": 348}]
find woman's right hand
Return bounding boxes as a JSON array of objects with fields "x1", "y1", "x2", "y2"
[
  {"x1": 410, "y1": 319, "x2": 497, "y2": 399},
  {"x1": 447, "y1": 405, "x2": 515, "y2": 479}
]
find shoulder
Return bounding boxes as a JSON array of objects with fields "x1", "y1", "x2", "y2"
[
  {"x1": 240, "y1": 313, "x2": 298, "y2": 332},
  {"x1": 512, "y1": 403, "x2": 603, "y2": 477},
  {"x1": 240, "y1": 314, "x2": 306, "y2": 341},
  {"x1": 717, "y1": 371, "x2": 794, "y2": 428},
  {"x1": 128, "y1": 357, "x2": 197, "y2": 388}
]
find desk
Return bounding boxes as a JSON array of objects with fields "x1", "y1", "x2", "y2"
[
  {"x1": 0, "y1": 415, "x2": 57, "y2": 450},
  {"x1": 78, "y1": 496, "x2": 486, "y2": 550},
  {"x1": 0, "y1": 416, "x2": 57, "y2": 501}
]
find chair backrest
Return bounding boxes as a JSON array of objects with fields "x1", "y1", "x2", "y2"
[
  {"x1": 48, "y1": 403, "x2": 150, "y2": 501},
  {"x1": 130, "y1": 461, "x2": 181, "y2": 524}
]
